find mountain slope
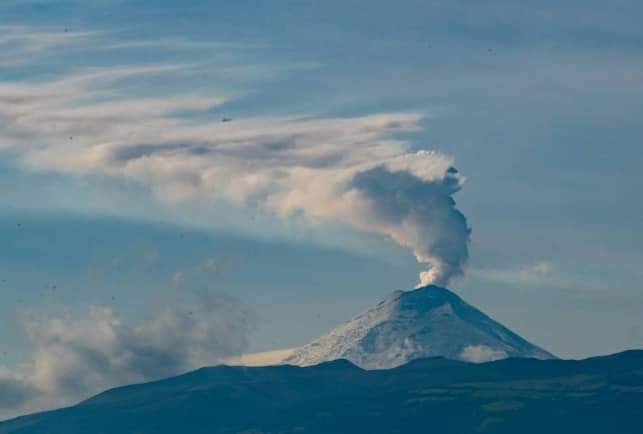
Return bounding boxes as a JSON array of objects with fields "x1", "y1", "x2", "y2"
[
  {"x1": 286, "y1": 285, "x2": 554, "y2": 369},
  {"x1": 1, "y1": 351, "x2": 642, "y2": 434}
]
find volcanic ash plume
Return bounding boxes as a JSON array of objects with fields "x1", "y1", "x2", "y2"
[{"x1": 347, "y1": 154, "x2": 471, "y2": 287}]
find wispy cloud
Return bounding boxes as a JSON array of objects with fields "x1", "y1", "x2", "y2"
[
  {"x1": 470, "y1": 261, "x2": 556, "y2": 287},
  {"x1": 0, "y1": 25, "x2": 98, "y2": 66},
  {"x1": 0, "y1": 25, "x2": 471, "y2": 286}
]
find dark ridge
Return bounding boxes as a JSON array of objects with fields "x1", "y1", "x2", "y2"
[{"x1": 1, "y1": 350, "x2": 641, "y2": 434}]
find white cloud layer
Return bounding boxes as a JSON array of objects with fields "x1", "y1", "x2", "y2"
[
  {"x1": 0, "y1": 27, "x2": 471, "y2": 286},
  {"x1": 459, "y1": 345, "x2": 508, "y2": 363},
  {"x1": 0, "y1": 294, "x2": 252, "y2": 420}
]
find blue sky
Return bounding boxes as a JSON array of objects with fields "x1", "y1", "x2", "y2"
[{"x1": 1, "y1": 0, "x2": 642, "y2": 418}]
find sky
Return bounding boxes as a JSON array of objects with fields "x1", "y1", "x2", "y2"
[{"x1": 1, "y1": 0, "x2": 643, "y2": 419}]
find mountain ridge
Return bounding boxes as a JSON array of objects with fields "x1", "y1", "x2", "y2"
[{"x1": 1, "y1": 350, "x2": 641, "y2": 434}]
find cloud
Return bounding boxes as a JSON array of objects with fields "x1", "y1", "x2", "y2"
[
  {"x1": 0, "y1": 25, "x2": 97, "y2": 66},
  {"x1": 470, "y1": 261, "x2": 555, "y2": 287},
  {"x1": 0, "y1": 26, "x2": 471, "y2": 286},
  {"x1": 0, "y1": 293, "x2": 253, "y2": 420},
  {"x1": 531, "y1": 261, "x2": 552, "y2": 274},
  {"x1": 223, "y1": 348, "x2": 296, "y2": 367},
  {"x1": 459, "y1": 345, "x2": 507, "y2": 363}
]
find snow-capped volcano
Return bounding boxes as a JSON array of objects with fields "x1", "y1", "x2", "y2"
[{"x1": 285, "y1": 285, "x2": 554, "y2": 369}]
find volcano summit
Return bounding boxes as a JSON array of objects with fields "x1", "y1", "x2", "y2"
[{"x1": 286, "y1": 285, "x2": 554, "y2": 369}]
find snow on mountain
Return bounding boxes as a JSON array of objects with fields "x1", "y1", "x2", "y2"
[{"x1": 285, "y1": 285, "x2": 554, "y2": 369}]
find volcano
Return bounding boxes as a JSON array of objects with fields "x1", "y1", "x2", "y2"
[{"x1": 285, "y1": 285, "x2": 554, "y2": 369}]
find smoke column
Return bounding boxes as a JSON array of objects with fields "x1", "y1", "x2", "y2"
[{"x1": 348, "y1": 157, "x2": 471, "y2": 287}]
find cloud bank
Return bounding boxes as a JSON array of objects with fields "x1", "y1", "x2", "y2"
[
  {"x1": 0, "y1": 27, "x2": 470, "y2": 285},
  {"x1": 0, "y1": 294, "x2": 252, "y2": 420},
  {"x1": 459, "y1": 345, "x2": 508, "y2": 363}
]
